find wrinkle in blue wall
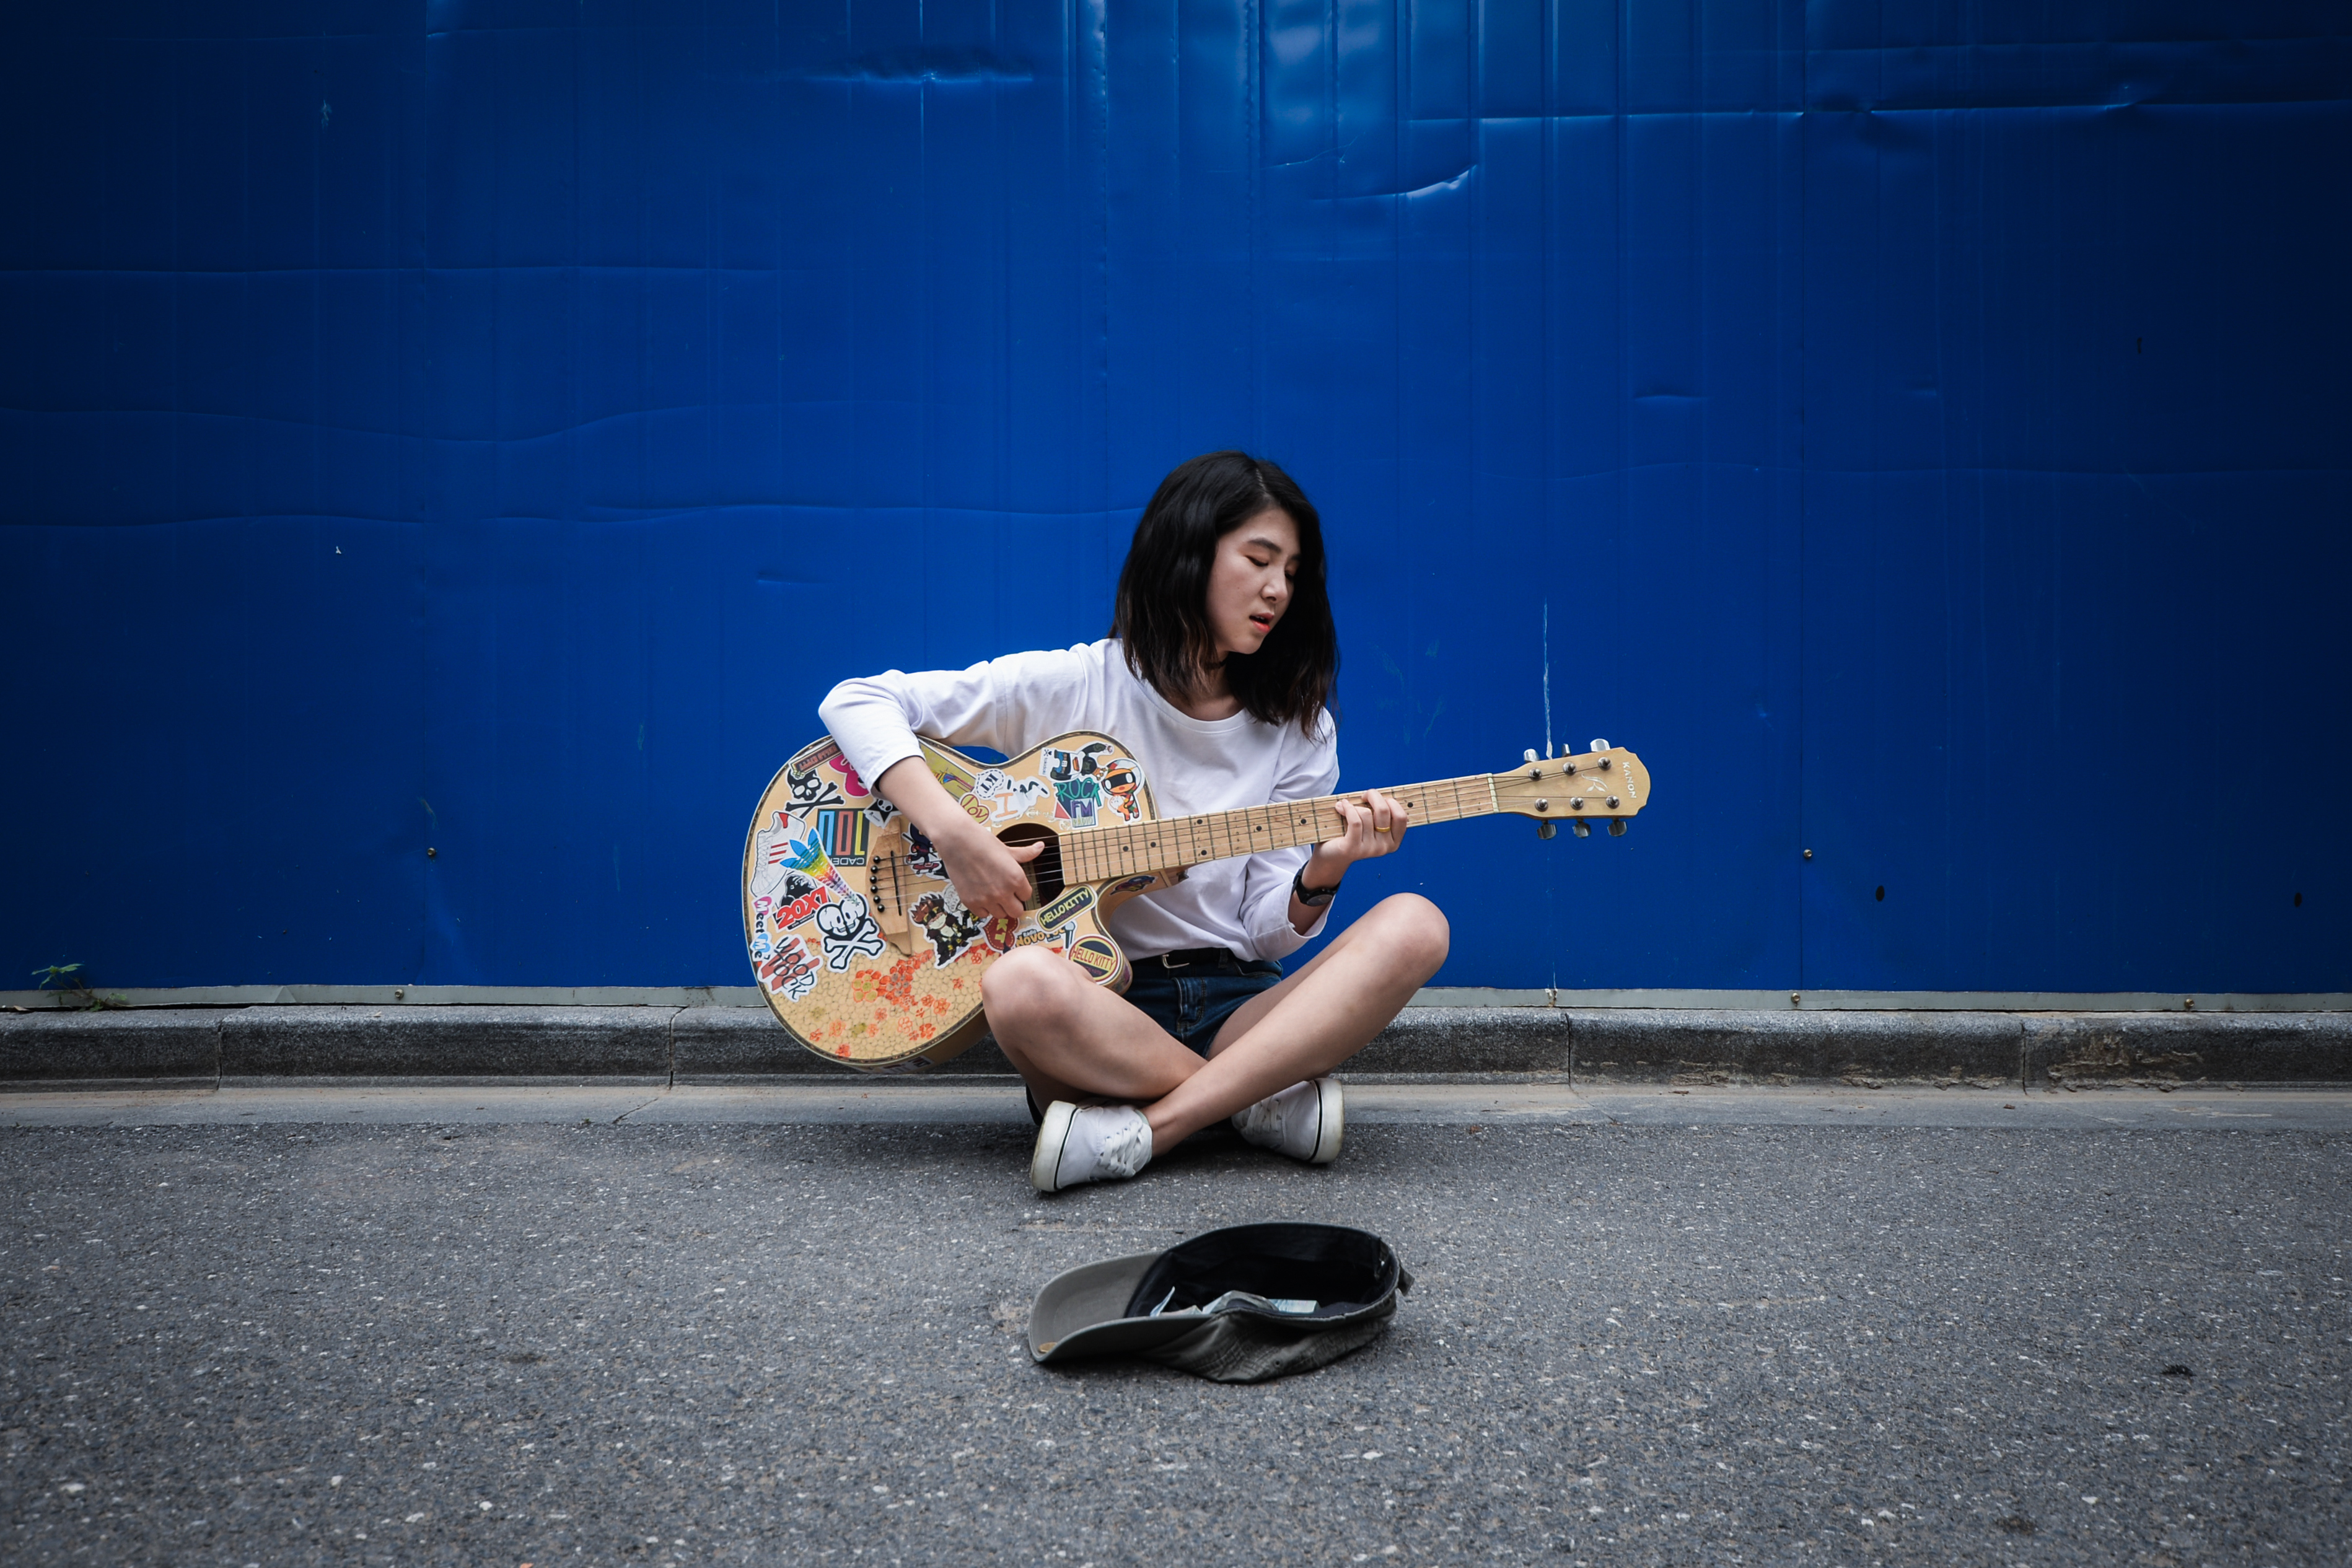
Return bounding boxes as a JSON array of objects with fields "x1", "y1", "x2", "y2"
[{"x1": 3, "y1": 2, "x2": 2345, "y2": 991}]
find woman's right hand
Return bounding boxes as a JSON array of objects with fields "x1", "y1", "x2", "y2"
[
  {"x1": 872, "y1": 754, "x2": 1042, "y2": 923},
  {"x1": 936, "y1": 825, "x2": 1043, "y2": 924}
]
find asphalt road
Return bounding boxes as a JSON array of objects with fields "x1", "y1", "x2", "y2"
[{"x1": 4, "y1": 1086, "x2": 2345, "y2": 1566}]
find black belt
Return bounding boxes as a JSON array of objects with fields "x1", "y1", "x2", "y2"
[{"x1": 1145, "y1": 946, "x2": 1277, "y2": 975}]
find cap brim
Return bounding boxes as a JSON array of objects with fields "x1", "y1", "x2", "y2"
[{"x1": 1027, "y1": 1251, "x2": 1213, "y2": 1364}]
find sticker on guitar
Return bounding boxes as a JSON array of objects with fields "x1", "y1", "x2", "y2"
[
  {"x1": 1102, "y1": 758, "x2": 1142, "y2": 821},
  {"x1": 815, "y1": 893, "x2": 887, "y2": 971},
  {"x1": 1011, "y1": 922, "x2": 1075, "y2": 954},
  {"x1": 972, "y1": 769, "x2": 1053, "y2": 825},
  {"x1": 903, "y1": 826, "x2": 948, "y2": 880},
  {"x1": 1042, "y1": 741, "x2": 1114, "y2": 782},
  {"x1": 788, "y1": 753, "x2": 869, "y2": 806},
  {"x1": 1067, "y1": 935, "x2": 1121, "y2": 984},
  {"x1": 908, "y1": 891, "x2": 1008, "y2": 968},
  {"x1": 1035, "y1": 886, "x2": 1095, "y2": 926},
  {"x1": 814, "y1": 807, "x2": 869, "y2": 867},
  {"x1": 751, "y1": 810, "x2": 853, "y2": 907},
  {"x1": 1054, "y1": 777, "x2": 1100, "y2": 823},
  {"x1": 757, "y1": 934, "x2": 820, "y2": 1001}
]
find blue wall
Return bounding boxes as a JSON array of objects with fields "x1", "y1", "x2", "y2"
[{"x1": 4, "y1": 2, "x2": 2346, "y2": 992}]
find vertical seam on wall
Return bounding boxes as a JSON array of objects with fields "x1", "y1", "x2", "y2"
[
  {"x1": 1613, "y1": 0, "x2": 1628, "y2": 764},
  {"x1": 919, "y1": 25, "x2": 933, "y2": 558},
  {"x1": 1393, "y1": 0, "x2": 1407, "y2": 690},
  {"x1": 1465, "y1": 0, "x2": 1482, "y2": 782},
  {"x1": 996, "y1": 1, "x2": 1012, "y2": 521},
  {"x1": 1794, "y1": 0, "x2": 1809, "y2": 996},
  {"x1": 1096, "y1": 0, "x2": 1110, "y2": 533},
  {"x1": 1543, "y1": 0, "x2": 1558, "y2": 996},
  {"x1": 311, "y1": 17, "x2": 325, "y2": 530},
  {"x1": 415, "y1": 19, "x2": 436, "y2": 986},
  {"x1": 1248, "y1": 0, "x2": 1262, "y2": 448}
]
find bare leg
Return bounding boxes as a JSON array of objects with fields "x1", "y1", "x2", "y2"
[
  {"x1": 980, "y1": 948, "x2": 1203, "y2": 1111},
  {"x1": 983, "y1": 893, "x2": 1449, "y2": 1153},
  {"x1": 1144, "y1": 893, "x2": 1447, "y2": 1145}
]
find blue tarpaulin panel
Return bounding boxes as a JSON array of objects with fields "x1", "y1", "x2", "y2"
[{"x1": 3, "y1": 2, "x2": 2345, "y2": 992}]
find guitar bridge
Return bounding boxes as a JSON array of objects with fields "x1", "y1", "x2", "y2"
[{"x1": 866, "y1": 826, "x2": 919, "y2": 957}]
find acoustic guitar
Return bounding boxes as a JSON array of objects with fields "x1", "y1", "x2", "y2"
[{"x1": 740, "y1": 732, "x2": 1650, "y2": 1072}]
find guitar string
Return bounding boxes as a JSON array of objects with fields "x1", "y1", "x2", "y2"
[{"x1": 860, "y1": 770, "x2": 1617, "y2": 903}]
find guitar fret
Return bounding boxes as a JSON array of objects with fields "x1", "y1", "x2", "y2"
[{"x1": 1047, "y1": 773, "x2": 1501, "y2": 887}]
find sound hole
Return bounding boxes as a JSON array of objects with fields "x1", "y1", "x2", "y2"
[{"x1": 999, "y1": 822, "x2": 1064, "y2": 905}]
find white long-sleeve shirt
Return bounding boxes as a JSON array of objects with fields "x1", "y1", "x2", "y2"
[{"x1": 818, "y1": 639, "x2": 1338, "y2": 963}]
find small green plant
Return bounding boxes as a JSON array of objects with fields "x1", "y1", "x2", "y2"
[{"x1": 30, "y1": 963, "x2": 125, "y2": 1011}]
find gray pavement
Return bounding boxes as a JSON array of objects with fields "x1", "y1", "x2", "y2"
[
  {"x1": 9, "y1": 1080, "x2": 2352, "y2": 1132},
  {"x1": 3, "y1": 1085, "x2": 2345, "y2": 1566}
]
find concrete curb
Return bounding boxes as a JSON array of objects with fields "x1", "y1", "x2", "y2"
[
  {"x1": 217, "y1": 1005, "x2": 673, "y2": 1079},
  {"x1": 1555, "y1": 1007, "x2": 2026, "y2": 1085},
  {"x1": 0, "y1": 1009, "x2": 226, "y2": 1084},
  {"x1": 5, "y1": 1002, "x2": 2348, "y2": 1090},
  {"x1": 2020, "y1": 1012, "x2": 2352, "y2": 1087}
]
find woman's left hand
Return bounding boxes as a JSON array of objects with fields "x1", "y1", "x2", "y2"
[{"x1": 1314, "y1": 787, "x2": 1412, "y2": 878}]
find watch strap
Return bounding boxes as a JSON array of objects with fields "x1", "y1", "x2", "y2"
[{"x1": 1291, "y1": 861, "x2": 1342, "y2": 907}]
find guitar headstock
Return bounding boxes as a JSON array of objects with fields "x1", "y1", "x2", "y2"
[{"x1": 1487, "y1": 742, "x2": 1649, "y2": 838}]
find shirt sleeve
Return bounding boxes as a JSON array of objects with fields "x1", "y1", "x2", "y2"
[
  {"x1": 817, "y1": 644, "x2": 1102, "y2": 794},
  {"x1": 1237, "y1": 711, "x2": 1341, "y2": 959}
]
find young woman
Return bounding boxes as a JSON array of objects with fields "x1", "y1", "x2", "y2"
[{"x1": 818, "y1": 451, "x2": 1449, "y2": 1191}]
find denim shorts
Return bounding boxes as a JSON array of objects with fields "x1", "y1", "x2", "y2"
[{"x1": 1123, "y1": 948, "x2": 1284, "y2": 1058}]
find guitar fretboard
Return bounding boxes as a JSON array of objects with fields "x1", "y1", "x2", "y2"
[{"x1": 1057, "y1": 774, "x2": 1501, "y2": 885}]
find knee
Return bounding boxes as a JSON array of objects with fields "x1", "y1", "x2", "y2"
[
  {"x1": 980, "y1": 947, "x2": 1077, "y2": 1029},
  {"x1": 1372, "y1": 892, "x2": 1450, "y2": 978}
]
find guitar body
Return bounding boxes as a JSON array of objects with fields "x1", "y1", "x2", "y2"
[
  {"x1": 740, "y1": 732, "x2": 1177, "y2": 1074},
  {"x1": 743, "y1": 727, "x2": 1651, "y2": 1075}
]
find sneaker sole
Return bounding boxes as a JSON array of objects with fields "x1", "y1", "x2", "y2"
[
  {"x1": 1309, "y1": 1076, "x2": 1345, "y2": 1164},
  {"x1": 1030, "y1": 1099, "x2": 1081, "y2": 1192}
]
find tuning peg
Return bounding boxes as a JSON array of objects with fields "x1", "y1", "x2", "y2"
[
  {"x1": 1524, "y1": 748, "x2": 1538, "y2": 763},
  {"x1": 1608, "y1": 818, "x2": 1626, "y2": 836},
  {"x1": 1571, "y1": 820, "x2": 1591, "y2": 838},
  {"x1": 1589, "y1": 738, "x2": 1609, "y2": 752},
  {"x1": 1537, "y1": 820, "x2": 1556, "y2": 839}
]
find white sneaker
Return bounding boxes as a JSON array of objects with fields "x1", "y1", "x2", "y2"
[
  {"x1": 1031, "y1": 1102, "x2": 1154, "y2": 1192},
  {"x1": 1232, "y1": 1076, "x2": 1344, "y2": 1164}
]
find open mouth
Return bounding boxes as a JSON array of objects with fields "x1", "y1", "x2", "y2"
[{"x1": 1248, "y1": 613, "x2": 1275, "y2": 633}]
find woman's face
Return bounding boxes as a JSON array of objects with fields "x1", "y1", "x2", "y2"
[{"x1": 1203, "y1": 505, "x2": 1301, "y2": 661}]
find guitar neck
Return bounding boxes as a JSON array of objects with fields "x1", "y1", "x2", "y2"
[{"x1": 1057, "y1": 775, "x2": 1501, "y2": 885}]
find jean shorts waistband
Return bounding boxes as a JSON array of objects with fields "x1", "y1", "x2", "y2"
[{"x1": 1141, "y1": 946, "x2": 1281, "y2": 978}]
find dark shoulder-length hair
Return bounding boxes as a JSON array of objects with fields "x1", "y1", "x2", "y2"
[{"x1": 1110, "y1": 450, "x2": 1338, "y2": 735}]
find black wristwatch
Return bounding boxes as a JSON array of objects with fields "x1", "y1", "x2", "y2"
[{"x1": 1291, "y1": 861, "x2": 1343, "y2": 908}]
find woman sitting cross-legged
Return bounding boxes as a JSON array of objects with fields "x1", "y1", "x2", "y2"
[{"x1": 818, "y1": 450, "x2": 1450, "y2": 1191}]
